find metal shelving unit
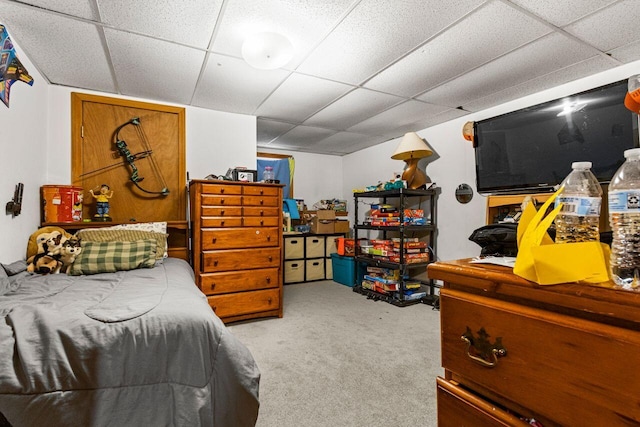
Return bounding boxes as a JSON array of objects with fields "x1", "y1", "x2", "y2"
[{"x1": 352, "y1": 187, "x2": 439, "y2": 307}]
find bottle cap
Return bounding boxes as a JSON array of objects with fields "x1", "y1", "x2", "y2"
[
  {"x1": 571, "y1": 161, "x2": 592, "y2": 169},
  {"x1": 624, "y1": 148, "x2": 640, "y2": 158}
]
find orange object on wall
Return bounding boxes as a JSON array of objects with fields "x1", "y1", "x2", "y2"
[{"x1": 41, "y1": 185, "x2": 83, "y2": 223}]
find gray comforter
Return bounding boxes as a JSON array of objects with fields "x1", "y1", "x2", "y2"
[{"x1": 0, "y1": 258, "x2": 259, "y2": 427}]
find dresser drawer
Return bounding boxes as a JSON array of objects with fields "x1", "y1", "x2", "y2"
[
  {"x1": 201, "y1": 228, "x2": 279, "y2": 250},
  {"x1": 243, "y1": 186, "x2": 279, "y2": 196},
  {"x1": 202, "y1": 247, "x2": 280, "y2": 272},
  {"x1": 201, "y1": 206, "x2": 242, "y2": 217},
  {"x1": 243, "y1": 217, "x2": 280, "y2": 227},
  {"x1": 208, "y1": 288, "x2": 280, "y2": 319},
  {"x1": 243, "y1": 206, "x2": 279, "y2": 217},
  {"x1": 200, "y1": 183, "x2": 242, "y2": 195},
  {"x1": 201, "y1": 194, "x2": 242, "y2": 206},
  {"x1": 436, "y1": 377, "x2": 527, "y2": 427},
  {"x1": 199, "y1": 268, "x2": 279, "y2": 295},
  {"x1": 440, "y1": 288, "x2": 640, "y2": 426},
  {"x1": 201, "y1": 217, "x2": 242, "y2": 227},
  {"x1": 243, "y1": 195, "x2": 279, "y2": 207}
]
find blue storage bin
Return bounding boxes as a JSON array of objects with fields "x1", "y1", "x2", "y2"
[{"x1": 331, "y1": 253, "x2": 363, "y2": 287}]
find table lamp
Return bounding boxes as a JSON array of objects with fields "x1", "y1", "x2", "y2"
[{"x1": 391, "y1": 132, "x2": 434, "y2": 189}]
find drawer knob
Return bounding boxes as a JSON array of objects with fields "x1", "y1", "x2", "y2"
[
  {"x1": 266, "y1": 234, "x2": 271, "y2": 241},
  {"x1": 461, "y1": 327, "x2": 507, "y2": 368},
  {"x1": 260, "y1": 190, "x2": 264, "y2": 195},
  {"x1": 213, "y1": 260, "x2": 219, "y2": 266},
  {"x1": 220, "y1": 188, "x2": 225, "y2": 194},
  {"x1": 260, "y1": 199, "x2": 264, "y2": 205},
  {"x1": 260, "y1": 220, "x2": 264, "y2": 226},
  {"x1": 266, "y1": 276, "x2": 271, "y2": 283},
  {"x1": 221, "y1": 210, "x2": 225, "y2": 215},
  {"x1": 212, "y1": 237, "x2": 217, "y2": 243},
  {"x1": 260, "y1": 210, "x2": 264, "y2": 216},
  {"x1": 221, "y1": 199, "x2": 225, "y2": 204},
  {"x1": 221, "y1": 220, "x2": 225, "y2": 226},
  {"x1": 268, "y1": 256, "x2": 273, "y2": 262},
  {"x1": 267, "y1": 297, "x2": 272, "y2": 304},
  {"x1": 210, "y1": 283, "x2": 216, "y2": 290}
]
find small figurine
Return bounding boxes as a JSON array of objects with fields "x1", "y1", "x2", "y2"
[{"x1": 89, "y1": 184, "x2": 114, "y2": 221}]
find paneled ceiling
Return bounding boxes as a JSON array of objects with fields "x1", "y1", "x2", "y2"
[{"x1": 1, "y1": 0, "x2": 639, "y2": 155}]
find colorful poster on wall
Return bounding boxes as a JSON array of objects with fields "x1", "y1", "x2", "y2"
[{"x1": 0, "y1": 24, "x2": 34, "y2": 108}]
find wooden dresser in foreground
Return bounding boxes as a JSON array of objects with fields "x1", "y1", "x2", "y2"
[
  {"x1": 189, "y1": 180, "x2": 284, "y2": 323},
  {"x1": 428, "y1": 259, "x2": 640, "y2": 427}
]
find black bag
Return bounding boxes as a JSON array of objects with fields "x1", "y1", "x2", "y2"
[{"x1": 469, "y1": 224, "x2": 518, "y2": 257}]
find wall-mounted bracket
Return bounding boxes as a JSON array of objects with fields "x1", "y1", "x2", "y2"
[{"x1": 6, "y1": 183, "x2": 24, "y2": 217}]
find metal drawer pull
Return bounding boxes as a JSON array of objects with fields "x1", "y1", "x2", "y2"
[{"x1": 461, "y1": 327, "x2": 507, "y2": 368}]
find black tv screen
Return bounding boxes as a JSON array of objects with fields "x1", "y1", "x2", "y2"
[{"x1": 474, "y1": 79, "x2": 639, "y2": 194}]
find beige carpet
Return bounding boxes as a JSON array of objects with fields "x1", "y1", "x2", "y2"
[{"x1": 227, "y1": 280, "x2": 442, "y2": 427}]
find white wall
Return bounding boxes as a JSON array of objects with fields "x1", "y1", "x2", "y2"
[
  {"x1": 343, "y1": 60, "x2": 640, "y2": 263},
  {"x1": 0, "y1": 42, "x2": 48, "y2": 263},
  {"x1": 46, "y1": 86, "x2": 257, "y2": 184},
  {"x1": 259, "y1": 147, "x2": 343, "y2": 207}
]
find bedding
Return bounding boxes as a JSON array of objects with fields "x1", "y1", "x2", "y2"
[{"x1": 0, "y1": 258, "x2": 260, "y2": 426}]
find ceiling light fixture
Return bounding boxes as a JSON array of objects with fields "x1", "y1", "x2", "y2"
[{"x1": 241, "y1": 32, "x2": 293, "y2": 70}]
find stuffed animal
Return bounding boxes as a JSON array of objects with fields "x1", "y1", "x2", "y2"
[
  {"x1": 27, "y1": 253, "x2": 63, "y2": 275},
  {"x1": 55, "y1": 237, "x2": 82, "y2": 274},
  {"x1": 26, "y1": 228, "x2": 68, "y2": 274}
]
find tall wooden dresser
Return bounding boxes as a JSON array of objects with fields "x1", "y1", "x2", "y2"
[
  {"x1": 428, "y1": 259, "x2": 640, "y2": 426},
  {"x1": 189, "y1": 180, "x2": 284, "y2": 323}
]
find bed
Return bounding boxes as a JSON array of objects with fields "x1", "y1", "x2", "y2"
[{"x1": 0, "y1": 256, "x2": 260, "y2": 426}]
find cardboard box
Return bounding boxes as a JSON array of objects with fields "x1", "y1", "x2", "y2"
[
  {"x1": 335, "y1": 219, "x2": 350, "y2": 233},
  {"x1": 311, "y1": 210, "x2": 335, "y2": 233},
  {"x1": 311, "y1": 217, "x2": 335, "y2": 234}
]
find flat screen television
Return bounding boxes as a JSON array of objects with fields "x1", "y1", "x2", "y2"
[{"x1": 474, "y1": 79, "x2": 639, "y2": 194}]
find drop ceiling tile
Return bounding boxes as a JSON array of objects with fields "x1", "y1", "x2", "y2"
[
  {"x1": 255, "y1": 73, "x2": 353, "y2": 122},
  {"x1": 98, "y1": 0, "x2": 223, "y2": 49},
  {"x1": 257, "y1": 118, "x2": 296, "y2": 144},
  {"x1": 312, "y1": 131, "x2": 373, "y2": 155},
  {"x1": 417, "y1": 32, "x2": 600, "y2": 109},
  {"x1": 365, "y1": 1, "x2": 551, "y2": 97},
  {"x1": 608, "y1": 39, "x2": 640, "y2": 63},
  {"x1": 407, "y1": 108, "x2": 470, "y2": 132},
  {"x1": 347, "y1": 100, "x2": 450, "y2": 136},
  {"x1": 104, "y1": 29, "x2": 205, "y2": 105},
  {"x1": 0, "y1": 4, "x2": 115, "y2": 91},
  {"x1": 18, "y1": 0, "x2": 98, "y2": 20},
  {"x1": 464, "y1": 55, "x2": 614, "y2": 112},
  {"x1": 564, "y1": 0, "x2": 640, "y2": 51},
  {"x1": 192, "y1": 54, "x2": 289, "y2": 114},
  {"x1": 303, "y1": 88, "x2": 404, "y2": 130},
  {"x1": 296, "y1": 0, "x2": 484, "y2": 84},
  {"x1": 211, "y1": 0, "x2": 352, "y2": 68},
  {"x1": 508, "y1": 0, "x2": 617, "y2": 26},
  {"x1": 270, "y1": 125, "x2": 337, "y2": 149}
]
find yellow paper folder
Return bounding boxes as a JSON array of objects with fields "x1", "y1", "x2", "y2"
[{"x1": 513, "y1": 189, "x2": 611, "y2": 285}]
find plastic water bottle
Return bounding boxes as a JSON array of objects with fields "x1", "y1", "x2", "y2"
[
  {"x1": 263, "y1": 166, "x2": 275, "y2": 182},
  {"x1": 554, "y1": 161, "x2": 602, "y2": 243},
  {"x1": 609, "y1": 148, "x2": 640, "y2": 290}
]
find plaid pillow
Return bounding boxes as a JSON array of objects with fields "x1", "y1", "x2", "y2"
[
  {"x1": 68, "y1": 240, "x2": 157, "y2": 276},
  {"x1": 76, "y1": 229, "x2": 167, "y2": 261}
]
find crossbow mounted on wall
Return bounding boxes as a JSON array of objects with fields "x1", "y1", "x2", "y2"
[{"x1": 82, "y1": 117, "x2": 170, "y2": 196}]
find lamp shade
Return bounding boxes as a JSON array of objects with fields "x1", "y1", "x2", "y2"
[
  {"x1": 242, "y1": 32, "x2": 294, "y2": 70},
  {"x1": 391, "y1": 132, "x2": 433, "y2": 160}
]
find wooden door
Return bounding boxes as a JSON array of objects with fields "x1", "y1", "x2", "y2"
[{"x1": 71, "y1": 93, "x2": 186, "y2": 222}]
